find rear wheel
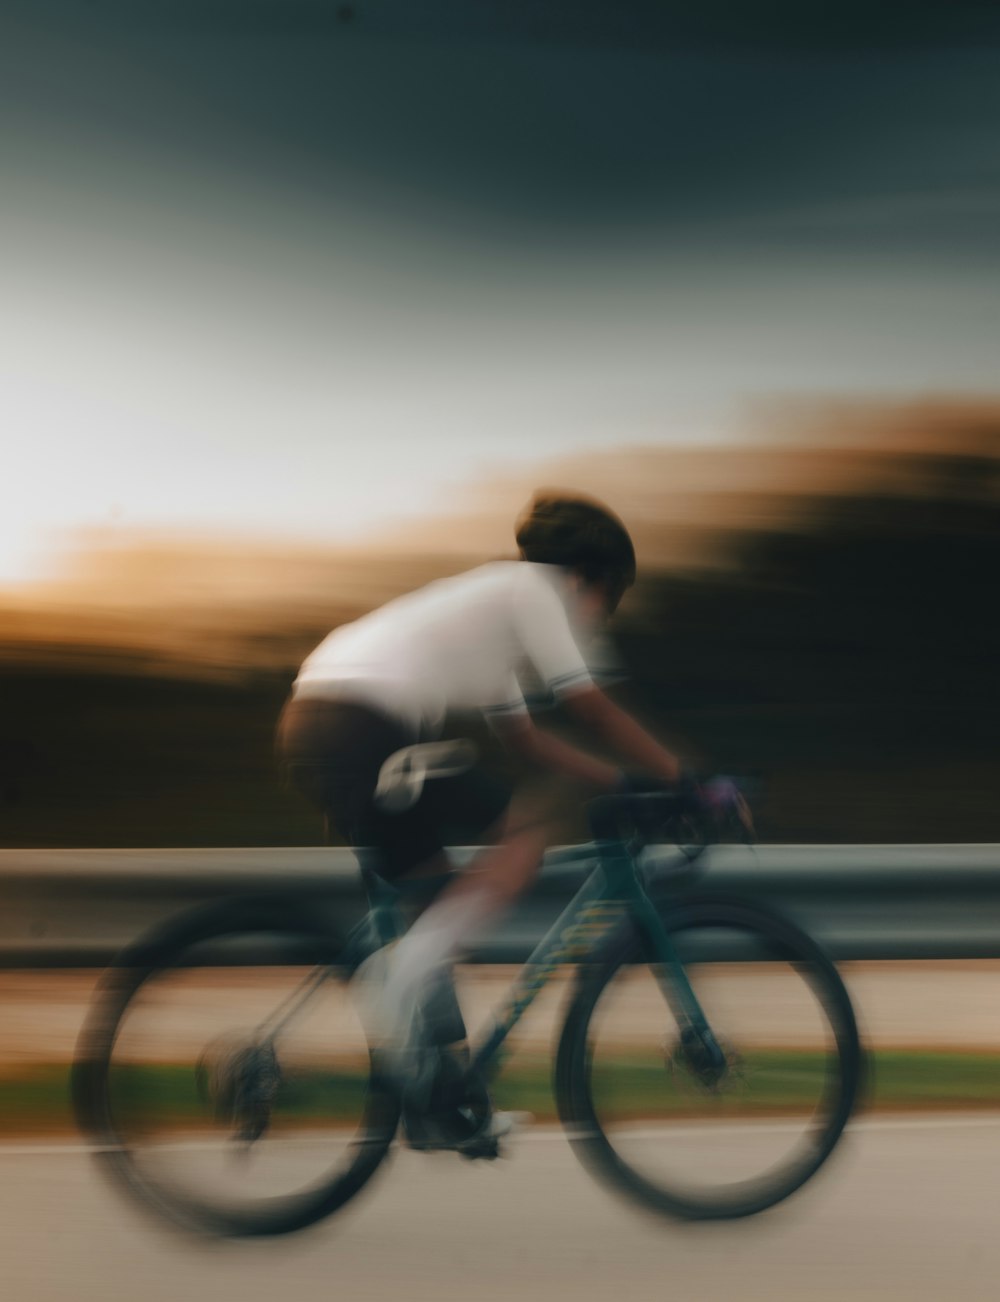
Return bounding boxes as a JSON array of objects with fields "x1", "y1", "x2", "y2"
[
  {"x1": 556, "y1": 895, "x2": 861, "y2": 1220},
  {"x1": 73, "y1": 897, "x2": 399, "y2": 1237}
]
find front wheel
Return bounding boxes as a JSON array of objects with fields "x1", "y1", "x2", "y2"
[
  {"x1": 72, "y1": 897, "x2": 400, "y2": 1237},
  {"x1": 555, "y1": 894, "x2": 861, "y2": 1221}
]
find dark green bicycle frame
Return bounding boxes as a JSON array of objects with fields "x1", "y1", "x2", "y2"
[{"x1": 357, "y1": 840, "x2": 719, "y2": 1084}]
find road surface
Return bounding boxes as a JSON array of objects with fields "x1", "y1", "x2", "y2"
[{"x1": 1, "y1": 1115, "x2": 998, "y2": 1302}]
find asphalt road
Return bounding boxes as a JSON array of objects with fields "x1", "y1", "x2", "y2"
[{"x1": 2, "y1": 1115, "x2": 998, "y2": 1302}]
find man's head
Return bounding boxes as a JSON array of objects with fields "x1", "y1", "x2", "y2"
[{"x1": 515, "y1": 490, "x2": 636, "y2": 615}]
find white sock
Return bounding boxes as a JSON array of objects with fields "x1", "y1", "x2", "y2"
[{"x1": 380, "y1": 888, "x2": 496, "y2": 1042}]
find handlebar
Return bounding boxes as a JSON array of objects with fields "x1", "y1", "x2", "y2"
[{"x1": 587, "y1": 778, "x2": 755, "y2": 850}]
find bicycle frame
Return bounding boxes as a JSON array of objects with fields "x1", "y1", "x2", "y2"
[
  {"x1": 255, "y1": 839, "x2": 720, "y2": 1075},
  {"x1": 467, "y1": 840, "x2": 717, "y2": 1080}
]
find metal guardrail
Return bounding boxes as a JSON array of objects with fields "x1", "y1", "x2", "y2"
[{"x1": 1, "y1": 845, "x2": 999, "y2": 967}]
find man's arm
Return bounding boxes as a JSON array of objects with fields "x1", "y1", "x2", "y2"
[
  {"x1": 494, "y1": 713, "x2": 621, "y2": 789},
  {"x1": 562, "y1": 685, "x2": 681, "y2": 784},
  {"x1": 494, "y1": 685, "x2": 680, "y2": 788}
]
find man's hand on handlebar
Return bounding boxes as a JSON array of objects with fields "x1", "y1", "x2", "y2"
[{"x1": 602, "y1": 771, "x2": 756, "y2": 845}]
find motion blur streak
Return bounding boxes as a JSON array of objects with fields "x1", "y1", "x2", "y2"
[{"x1": 1, "y1": 400, "x2": 997, "y2": 845}]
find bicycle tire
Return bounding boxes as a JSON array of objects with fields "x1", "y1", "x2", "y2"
[
  {"x1": 555, "y1": 892, "x2": 861, "y2": 1221},
  {"x1": 72, "y1": 896, "x2": 399, "y2": 1237}
]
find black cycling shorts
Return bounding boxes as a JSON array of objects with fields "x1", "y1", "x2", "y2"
[{"x1": 275, "y1": 697, "x2": 511, "y2": 880}]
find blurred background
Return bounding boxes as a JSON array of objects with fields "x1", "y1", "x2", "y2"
[
  {"x1": 2, "y1": 0, "x2": 998, "y2": 848},
  {"x1": 1, "y1": 12, "x2": 1000, "y2": 1296}
]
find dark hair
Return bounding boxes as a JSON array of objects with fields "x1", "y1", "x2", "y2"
[{"x1": 514, "y1": 490, "x2": 637, "y2": 600}]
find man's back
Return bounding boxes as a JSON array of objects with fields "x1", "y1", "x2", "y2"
[{"x1": 293, "y1": 561, "x2": 592, "y2": 735}]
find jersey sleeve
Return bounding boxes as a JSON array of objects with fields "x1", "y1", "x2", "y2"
[
  {"x1": 481, "y1": 671, "x2": 529, "y2": 728},
  {"x1": 510, "y1": 567, "x2": 594, "y2": 700}
]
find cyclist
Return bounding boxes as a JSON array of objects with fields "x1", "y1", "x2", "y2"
[{"x1": 277, "y1": 490, "x2": 683, "y2": 1148}]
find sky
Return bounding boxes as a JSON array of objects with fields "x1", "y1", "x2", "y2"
[{"x1": 2, "y1": 0, "x2": 999, "y2": 585}]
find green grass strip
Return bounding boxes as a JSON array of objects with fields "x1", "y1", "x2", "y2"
[{"x1": 2, "y1": 1050, "x2": 999, "y2": 1136}]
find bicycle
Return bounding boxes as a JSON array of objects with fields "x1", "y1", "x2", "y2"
[{"x1": 72, "y1": 781, "x2": 861, "y2": 1237}]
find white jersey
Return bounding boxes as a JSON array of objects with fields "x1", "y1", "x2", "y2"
[{"x1": 292, "y1": 562, "x2": 594, "y2": 736}]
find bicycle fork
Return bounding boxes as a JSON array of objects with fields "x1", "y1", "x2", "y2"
[{"x1": 628, "y1": 888, "x2": 728, "y2": 1084}]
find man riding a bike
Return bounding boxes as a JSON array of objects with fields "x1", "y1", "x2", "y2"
[
  {"x1": 76, "y1": 493, "x2": 855, "y2": 1238},
  {"x1": 277, "y1": 491, "x2": 684, "y2": 1149}
]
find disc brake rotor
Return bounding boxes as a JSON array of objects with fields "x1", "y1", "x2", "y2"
[{"x1": 665, "y1": 1031, "x2": 747, "y2": 1096}]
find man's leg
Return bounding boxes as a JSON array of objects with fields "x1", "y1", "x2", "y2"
[{"x1": 377, "y1": 797, "x2": 549, "y2": 1069}]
